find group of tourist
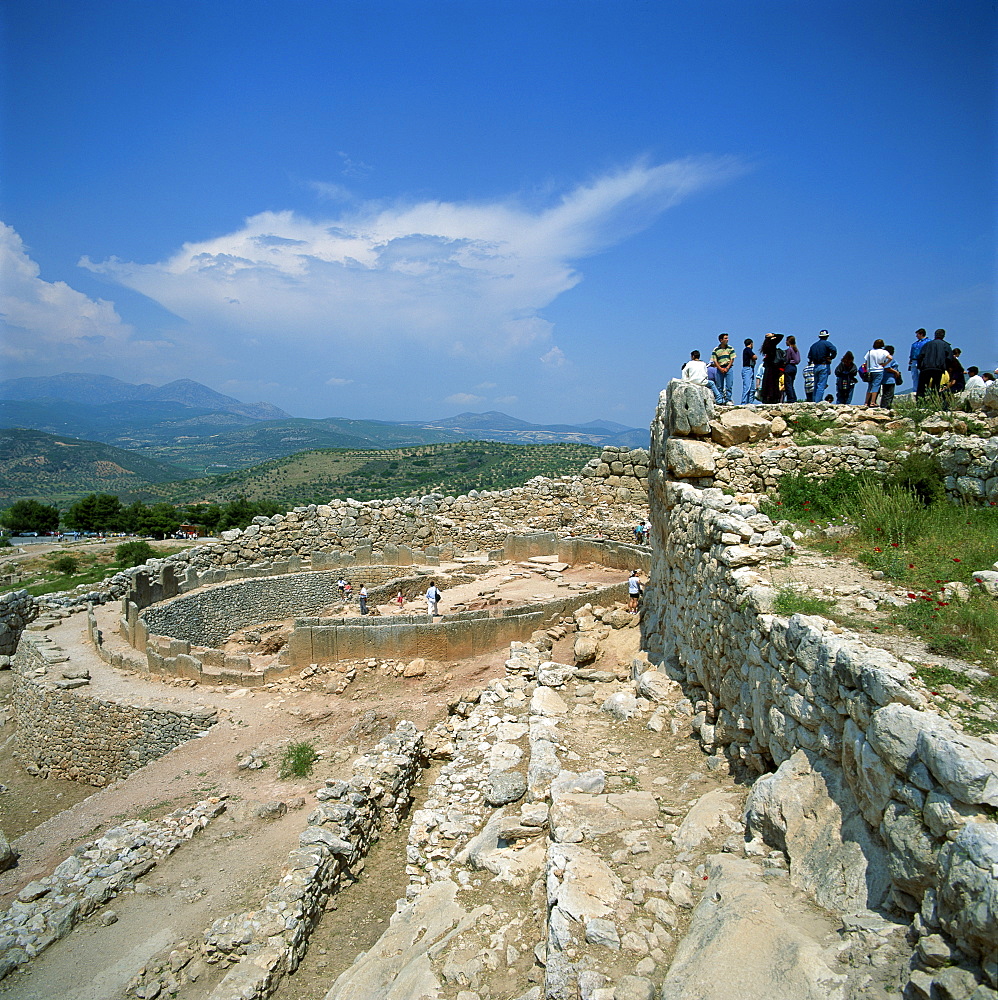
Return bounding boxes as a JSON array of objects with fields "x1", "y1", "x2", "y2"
[
  {"x1": 681, "y1": 328, "x2": 993, "y2": 409},
  {"x1": 336, "y1": 577, "x2": 445, "y2": 620}
]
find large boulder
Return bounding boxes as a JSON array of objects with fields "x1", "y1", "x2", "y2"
[
  {"x1": 744, "y1": 749, "x2": 889, "y2": 911},
  {"x1": 666, "y1": 439, "x2": 716, "y2": 478},
  {"x1": 667, "y1": 380, "x2": 715, "y2": 437},
  {"x1": 0, "y1": 828, "x2": 16, "y2": 873},
  {"x1": 710, "y1": 410, "x2": 773, "y2": 447}
]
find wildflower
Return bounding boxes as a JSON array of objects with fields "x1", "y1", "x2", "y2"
[
  {"x1": 907, "y1": 593, "x2": 917, "y2": 599},
  {"x1": 908, "y1": 564, "x2": 915, "y2": 569},
  {"x1": 891, "y1": 542, "x2": 899, "y2": 547},
  {"x1": 874, "y1": 547, "x2": 882, "y2": 553},
  {"x1": 952, "y1": 558, "x2": 961, "y2": 563}
]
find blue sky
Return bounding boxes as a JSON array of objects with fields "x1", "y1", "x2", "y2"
[{"x1": 1, "y1": 1, "x2": 994, "y2": 428}]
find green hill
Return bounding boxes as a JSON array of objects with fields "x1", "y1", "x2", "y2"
[
  {"x1": 160, "y1": 441, "x2": 601, "y2": 506},
  {"x1": 0, "y1": 428, "x2": 189, "y2": 505}
]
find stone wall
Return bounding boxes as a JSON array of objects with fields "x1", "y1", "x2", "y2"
[
  {"x1": 198, "y1": 723, "x2": 424, "y2": 1000},
  {"x1": 0, "y1": 590, "x2": 37, "y2": 660},
  {"x1": 643, "y1": 381, "x2": 998, "y2": 976},
  {"x1": 661, "y1": 381, "x2": 998, "y2": 502},
  {"x1": 12, "y1": 638, "x2": 217, "y2": 786},
  {"x1": 581, "y1": 445, "x2": 650, "y2": 496}
]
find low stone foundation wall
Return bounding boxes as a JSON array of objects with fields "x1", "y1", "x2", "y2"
[
  {"x1": 12, "y1": 639, "x2": 217, "y2": 786},
  {"x1": 195, "y1": 722, "x2": 424, "y2": 1000},
  {"x1": 644, "y1": 383, "x2": 998, "y2": 978}
]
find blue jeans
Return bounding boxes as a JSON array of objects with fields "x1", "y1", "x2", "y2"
[
  {"x1": 708, "y1": 378, "x2": 724, "y2": 404},
  {"x1": 783, "y1": 364, "x2": 798, "y2": 402},
  {"x1": 741, "y1": 367, "x2": 755, "y2": 403},
  {"x1": 716, "y1": 368, "x2": 734, "y2": 404},
  {"x1": 812, "y1": 364, "x2": 831, "y2": 403}
]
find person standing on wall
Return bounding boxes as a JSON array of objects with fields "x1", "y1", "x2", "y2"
[
  {"x1": 782, "y1": 335, "x2": 801, "y2": 402},
  {"x1": 862, "y1": 339, "x2": 893, "y2": 408},
  {"x1": 741, "y1": 338, "x2": 757, "y2": 403},
  {"x1": 908, "y1": 328, "x2": 928, "y2": 373},
  {"x1": 710, "y1": 332, "x2": 736, "y2": 405},
  {"x1": 759, "y1": 332, "x2": 784, "y2": 403},
  {"x1": 879, "y1": 347, "x2": 903, "y2": 410},
  {"x1": 916, "y1": 329, "x2": 953, "y2": 398},
  {"x1": 426, "y1": 581, "x2": 442, "y2": 620},
  {"x1": 807, "y1": 330, "x2": 837, "y2": 403},
  {"x1": 834, "y1": 351, "x2": 859, "y2": 404}
]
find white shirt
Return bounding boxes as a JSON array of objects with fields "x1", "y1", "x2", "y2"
[
  {"x1": 965, "y1": 375, "x2": 986, "y2": 390},
  {"x1": 681, "y1": 359, "x2": 709, "y2": 383},
  {"x1": 863, "y1": 348, "x2": 892, "y2": 373}
]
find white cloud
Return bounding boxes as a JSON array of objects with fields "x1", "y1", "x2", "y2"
[
  {"x1": 540, "y1": 346, "x2": 568, "y2": 367},
  {"x1": 325, "y1": 376, "x2": 354, "y2": 386},
  {"x1": 444, "y1": 393, "x2": 486, "y2": 406},
  {"x1": 0, "y1": 222, "x2": 157, "y2": 366},
  {"x1": 494, "y1": 394, "x2": 519, "y2": 405},
  {"x1": 81, "y1": 156, "x2": 743, "y2": 365}
]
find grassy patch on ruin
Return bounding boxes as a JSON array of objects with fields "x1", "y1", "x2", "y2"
[
  {"x1": 766, "y1": 462, "x2": 998, "y2": 672},
  {"x1": 772, "y1": 586, "x2": 837, "y2": 618},
  {"x1": 785, "y1": 412, "x2": 841, "y2": 446}
]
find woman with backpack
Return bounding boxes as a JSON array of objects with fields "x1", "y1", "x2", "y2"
[{"x1": 835, "y1": 352, "x2": 859, "y2": 404}]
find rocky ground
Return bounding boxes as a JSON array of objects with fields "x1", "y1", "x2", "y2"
[{"x1": 0, "y1": 545, "x2": 993, "y2": 1000}]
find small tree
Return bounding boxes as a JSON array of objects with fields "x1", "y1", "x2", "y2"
[
  {"x1": 1, "y1": 499, "x2": 60, "y2": 534},
  {"x1": 116, "y1": 540, "x2": 157, "y2": 568},
  {"x1": 50, "y1": 554, "x2": 79, "y2": 576},
  {"x1": 65, "y1": 493, "x2": 124, "y2": 533}
]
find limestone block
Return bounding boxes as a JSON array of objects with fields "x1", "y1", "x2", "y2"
[
  {"x1": 710, "y1": 410, "x2": 773, "y2": 447},
  {"x1": 917, "y1": 728, "x2": 998, "y2": 807},
  {"x1": 667, "y1": 438, "x2": 716, "y2": 478},
  {"x1": 744, "y1": 749, "x2": 889, "y2": 911},
  {"x1": 935, "y1": 821, "x2": 998, "y2": 967},
  {"x1": 667, "y1": 380, "x2": 715, "y2": 438},
  {"x1": 659, "y1": 854, "x2": 846, "y2": 1000},
  {"x1": 880, "y1": 801, "x2": 938, "y2": 899}
]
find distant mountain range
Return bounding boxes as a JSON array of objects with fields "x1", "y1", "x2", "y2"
[{"x1": 0, "y1": 373, "x2": 648, "y2": 482}]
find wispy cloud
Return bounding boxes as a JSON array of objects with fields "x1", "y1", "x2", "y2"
[
  {"x1": 82, "y1": 156, "x2": 744, "y2": 371},
  {"x1": 0, "y1": 222, "x2": 169, "y2": 368},
  {"x1": 325, "y1": 376, "x2": 354, "y2": 386},
  {"x1": 540, "y1": 346, "x2": 568, "y2": 367},
  {"x1": 444, "y1": 392, "x2": 486, "y2": 406}
]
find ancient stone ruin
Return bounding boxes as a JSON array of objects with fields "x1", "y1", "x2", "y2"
[{"x1": 0, "y1": 388, "x2": 996, "y2": 1000}]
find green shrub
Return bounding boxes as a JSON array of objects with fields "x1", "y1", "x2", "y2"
[
  {"x1": 50, "y1": 554, "x2": 79, "y2": 576},
  {"x1": 853, "y1": 481, "x2": 926, "y2": 547},
  {"x1": 766, "y1": 469, "x2": 867, "y2": 522},
  {"x1": 115, "y1": 540, "x2": 157, "y2": 568},
  {"x1": 884, "y1": 453, "x2": 946, "y2": 506},
  {"x1": 279, "y1": 741, "x2": 318, "y2": 779}
]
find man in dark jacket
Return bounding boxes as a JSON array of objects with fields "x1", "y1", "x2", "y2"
[
  {"x1": 916, "y1": 329, "x2": 953, "y2": 398},
  {"x1": 807, "y1": 330, "x2": 837, "y2": 403}
]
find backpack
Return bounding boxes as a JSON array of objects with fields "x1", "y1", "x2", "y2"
[
  {"x1": 774, "y1": 348, "x2": 786, "y2": 367},
  {"x1": 858, "y1": 363, "x2": 869, "y2": 382}
]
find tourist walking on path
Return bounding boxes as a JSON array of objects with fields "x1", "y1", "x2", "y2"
[
  {"x1": 807, "y1": 330, "x2": 837, "y2": 403},
  {"x1": 759, "y1": 332, "x2": 784, "y2": 403},
  {"x1": 916, "y1": 329, "x2": 953, "y2": 398},
  {"x1": 835, "y1": 352, "x2": 859, "y2": 404},
  {"x1": 862, "y1": 339, "x2": 893, "y2": 407},
  {"x1": 710, "y1": 332, "x2": 736, "y2": 404},
  {"x1": 358, "y1": 585, "x2": 368, "y2": 615},
  {"x1": 681, "y1": 350, "x2": 709, "y2": 385},
  {"x1": 426, "y1": 581, "x2": 442, "y2": 619},
  {"x1": 741, "y1": 339, "x2": 757, "y2": 403},
  {"x1": 908, "y1": 328, "x2": 928, "y2": 372},
  {"x1": 879, "y1": 347, "x2": 903, "y2": 410},
  {"x1": 628, "y1": 570, "x2": 643, "y2": 612},
  {"x1": 782, "y1": 335, "x2": 801, "y2": 402}
]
